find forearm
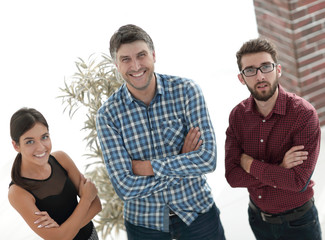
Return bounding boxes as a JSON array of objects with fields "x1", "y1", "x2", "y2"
[
  {"x1": 225, "y1": 133, "x2": 264, "y2": 188},
  {"x1": 80, "y1": 196, "x2": 101, "y2": 227},
  {"x1": 151, "y1": 139, "x2": 216, "y2": 178},
  {"x1": 133, "y1": 127, "x2": 210, "y2": 177},
  {"x1": 132, "y1": 160, "x2": 154, "y2": 176},
  {"x1": 40, "y1": 198, "x2": 92, "y2": 240},
  {"x1": 97, "y1": 115, "x2": 178, "y2": 200},
  {"x1": 249, "y1": 161, "x2": 314, "y2": 192},
  {"x1": 150, "y1": 81, "x2": 217, "y2": 178},
  {"x1": 225, "y1": 162, "x2": 265, "y2": 189}
]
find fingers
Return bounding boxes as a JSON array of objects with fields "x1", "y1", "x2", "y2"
[
  {"x1": 181, "y1": 127, "x2": 202, "y2": 154},
  {"x1": 80, "y1": 177, "x2": 97, "y2": 202},
  {"x1": 286, "y1": 147, "x2": 308, "y2": 160},
  {"x1": 80, "y1": 173, "x2": 87, "y2": 185},
  {"x1": 286, "y1": 145, "x2": 305, "y2": 155},
  {"x1": 281, "y1": 145, "x2": 308, "y2": 169},
  {"x1": 34, "y1": 211, "x2": 59, "y2": 228},
  {"x1": 36, "y1": 220, "x2": 59, "y2": 229},
  {"x1": 194, "y1": 139, "x2": 203, "y2": 151},
  {"x1": 188, "y1": 127, "x2": 201, "y2": 149}
]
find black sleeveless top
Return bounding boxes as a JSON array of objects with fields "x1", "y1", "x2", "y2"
[{"x1": 11, "y1": 155, "x2": 93, "y2": 240}]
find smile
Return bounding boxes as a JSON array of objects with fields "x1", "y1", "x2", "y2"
[
  {"x1": 129, "y1": 70, "x2": 146, "y2": 78},
  {"x1": 34, "y1": 152, "x2": 46, "y2": 158}
]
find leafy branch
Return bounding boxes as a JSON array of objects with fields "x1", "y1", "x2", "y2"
[{"x1": 58, "y1": 53, "x2": 124, "y2": 239}]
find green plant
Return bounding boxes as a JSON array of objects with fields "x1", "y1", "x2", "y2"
[{"x1": 59, "y1": 53, "x2": 124, "y2": 239}]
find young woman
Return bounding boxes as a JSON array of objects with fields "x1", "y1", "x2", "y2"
[{"x1": 8, "y1": 108, "x2": 102, "y2": 240}]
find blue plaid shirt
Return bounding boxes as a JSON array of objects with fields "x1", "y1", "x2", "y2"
[{"x1": 96, "y1": 73, "x2": 217, "y2": 232}]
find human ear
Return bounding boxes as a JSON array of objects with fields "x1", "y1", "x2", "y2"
[
  {"x1": 276, "y1": 64, "x2": 282, "y2": 77},
  {"x1": 238, "y1": 73, "x2": 246, "y2": 85},
  {"x1": 12, "y1": 140, "x2": 20, "y2": 153},
  {"x1": 152, "y1": 51, "x2": 156, "y2": 63}
]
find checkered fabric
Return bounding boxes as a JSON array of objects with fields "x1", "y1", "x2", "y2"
[
  {"x1": 96, "y1": 73, "x2": 216, "y2": 232},
  {"x1": 225, "y1": 85, "x2": 321, "y2": 214}
]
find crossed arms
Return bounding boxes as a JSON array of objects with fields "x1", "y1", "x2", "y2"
[
  {"x1": 132, "y1": 127, "x2": 203, "y2": 176},
  {"x1": 8, "y1": 151, "x2": 101, "y2": 240},
  {"x1": 96, "y1": 81, "x2": 216, "y2": 201},
  {"x1": 225, "y1": 109, "x2": 321, "y2": 192}
]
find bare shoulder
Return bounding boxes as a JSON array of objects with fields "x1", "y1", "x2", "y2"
[
  {"x1": 8, "y1": 184, "x2": 35, "y2": 210},
  {"x1": 51, "y1": 151, "x2": 75, "y2": 170},
  {"x1": 52, "y1": 150, "x2": 71, "y2": 161}
]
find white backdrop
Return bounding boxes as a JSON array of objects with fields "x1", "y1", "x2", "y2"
[{"x1": 1, "y1": 1, "x2": 324, "y2": 239}]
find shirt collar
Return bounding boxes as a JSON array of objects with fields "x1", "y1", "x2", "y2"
[
  {"x1": 122, "y1": 73, "x2": 165, "y2": 105},
  {"x1": 246, "y1": 84, "x2": 286, "y2": 116}
]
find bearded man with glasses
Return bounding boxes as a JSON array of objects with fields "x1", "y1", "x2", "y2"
[{"x1": 225, "y1": 38, "x2": 322, "y2": 240}]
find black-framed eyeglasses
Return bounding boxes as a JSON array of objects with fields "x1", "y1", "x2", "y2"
[{"x1": 241, "y1": 63, "x2": 277, "y2": 77}]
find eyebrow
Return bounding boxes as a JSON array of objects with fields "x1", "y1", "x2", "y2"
[
  {"x1": 118, "y1": 55, "x2": 130, "y2": 60},
  {"x1": 23, "y1": 137, "x2": 34, "y2": 141},
  {"x1": 23, "y1": 132, "x2": 49, "y2": 141},
  {"x1": 137, "y1": 50, "x2": 147, "y2": 56},
  {"x1": 243, "y1": 62, "x2": 272, "y2": 69},
  {"x1": 118, "y1": 50, "x2": 148, "y2": 60}
]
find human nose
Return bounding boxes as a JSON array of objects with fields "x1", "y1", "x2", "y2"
[
  {"x1": 35, "y1": 141, "x2": 46, "y2": 151},
  {"x1": 131, "y1": 59, "x2": 141, "y2": 71},
  {"x1": 255, "y1": 68, "x2": 265, "y2": 81}
]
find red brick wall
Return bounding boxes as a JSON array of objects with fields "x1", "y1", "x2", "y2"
[{"x1": 253, "y1": 0, "x2": 325, "y2": 126}]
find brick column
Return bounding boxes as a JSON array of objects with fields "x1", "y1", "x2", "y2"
[{"x1": 253, "y1": 0, "x2": 325, "y2": 126}]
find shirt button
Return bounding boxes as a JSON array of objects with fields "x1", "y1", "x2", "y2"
[
  {"x1": 274, "y1": 186, "x2": 277, "y2": 188},
  {"x1": 258, "y1": 195, "x2": 262, "y2": 199},
  {"x1": 262, "y1": 120, "x2": 266, "y2": 123},
  {"x1": 260, "y1": 139, "x2": 264, "y2": 143},
  {"x1": 261, "y1": 160, "x2": 264, "y2": 162}
]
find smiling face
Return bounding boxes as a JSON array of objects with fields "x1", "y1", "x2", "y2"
[
  {"x1": 13, "y1": 122, "x2": 52, "y2": 167},
  {"x1": 238, "y1": 52, "x2": 282, "y2": 102},
  {"x1": 115, "y1": 40, "x2": 156, "y2": 98}
]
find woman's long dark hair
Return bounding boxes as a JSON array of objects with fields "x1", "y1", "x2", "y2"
[{"x1": 10, "y1": 108, "x2": 49, "y2": 190}]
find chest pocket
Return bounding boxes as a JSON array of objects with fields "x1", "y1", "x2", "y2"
[{"x1": 162, "y1": 119, "x2": 186, "y2": 148}]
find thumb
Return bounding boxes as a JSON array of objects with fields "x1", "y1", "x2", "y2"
[{"x1": 80, "y1": 173, "x2": 86, "y2": 183}]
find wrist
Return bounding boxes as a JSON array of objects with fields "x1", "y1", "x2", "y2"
[
  {"x1": 247, "y1": 159, "x2": 253, "y2": 173},
  {"x1": 79, "y1": 196, "x2": 92, "y2": 207}
]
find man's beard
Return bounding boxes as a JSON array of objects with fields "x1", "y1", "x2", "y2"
[{"x1": 246, "y1": 77, "x2": 279, "y2": 102}]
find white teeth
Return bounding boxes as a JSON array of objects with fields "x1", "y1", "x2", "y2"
[
  {"x1": 258, "y1": 84, "x2": 267, "y2": 88},
  {"x1": 132, "y1": 72, "x2": 144, "y2": 77},
  {"x1": 35, "y1": 153, "x2": 46, "y2": 157}
]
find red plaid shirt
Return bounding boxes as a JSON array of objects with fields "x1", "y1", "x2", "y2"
[{"x1": 225, "y1": 85, "x2": 321, "y2": 214}]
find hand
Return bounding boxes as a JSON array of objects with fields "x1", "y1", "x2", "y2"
[
  {"x1": 280, "y1": 145, "x2": 308, "y2": 169},
  {"x1": 240, "y1": 153, "x2": 253, "y2": 173},
  {"x1": 79, "y1": 174, "x2": 98, "y2": 202},
  {"x1": 132, "y1": 160, "x2": 154, "y2": 176},
  {"x1": 181, "y1": 127, "x2": 203, "y2": 154},
  {"x1": 34, "y1": 211, "x2": 59, "y2": 229}
]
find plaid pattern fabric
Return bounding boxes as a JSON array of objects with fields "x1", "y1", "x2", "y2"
[
  {"x1": 96, "y1": 73, "x2": 216, "y2": 232},
  {"x1": 225, "y1": 85, "x2": 321, "y2": 214}
]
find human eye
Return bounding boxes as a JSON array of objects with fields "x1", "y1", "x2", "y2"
[
  {"x1": 138, "y1": 52, "x2": 147, "y2": 58},
  {"x1": 261, "y1": 64, "x2": 273, "y2": 72},
  {"x1": 243, "y1": 68, "x2": 255, "y2": 75},
  {"x1": 42, "y1": 134, "x2": 50, "y2": 140},
  {"x1": 245, "y1": 68, "x2": 254, "y2": 73},
  {"x1": 121, "y1": 57, "x2": 130, "y2": 63},
  {"x1": 26, "y1": 140, "x2": 35, "y2": 145}
]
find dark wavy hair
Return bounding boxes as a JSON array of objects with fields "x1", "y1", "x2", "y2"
[
  {"x1": 236, "y1": 38, "x2": 278, "y2": 72},
  {"x1": 109, "y1": 24, "x2": 155, "y2": 61},
  {"x1": 10, "y1": 107, "x2": 49, "y2": 190}
]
